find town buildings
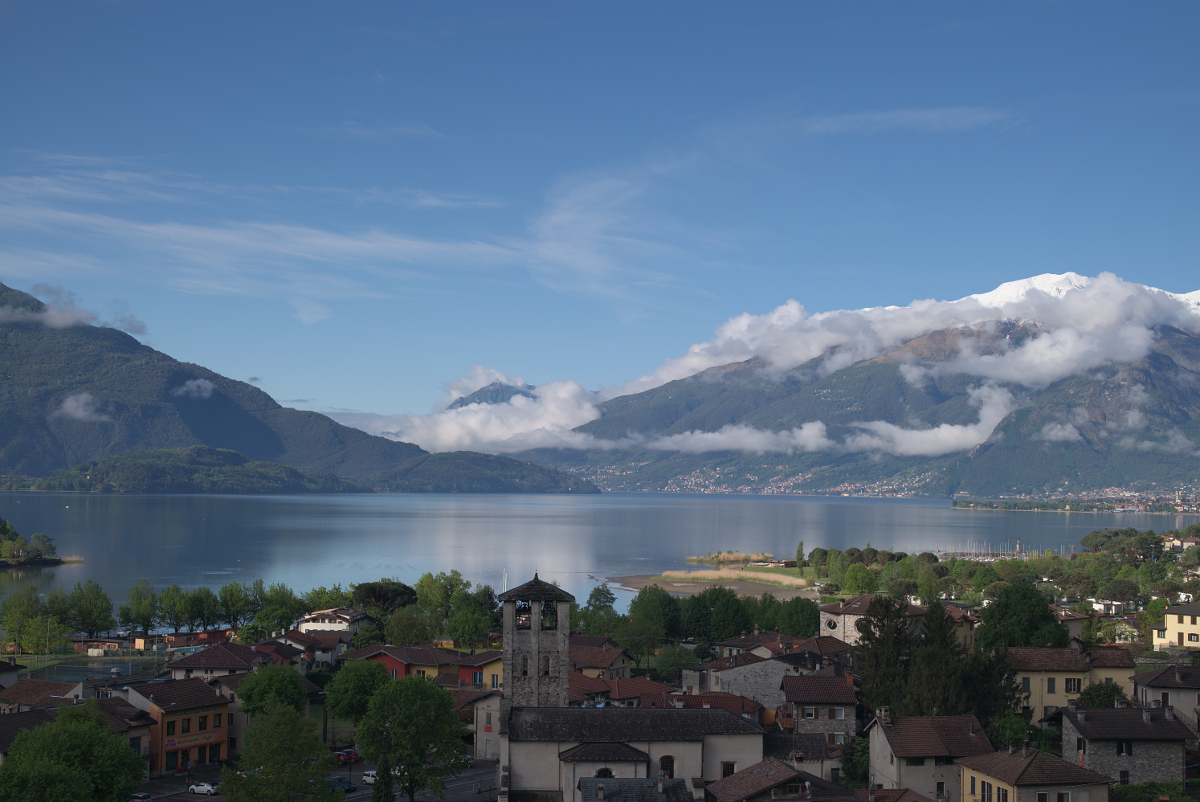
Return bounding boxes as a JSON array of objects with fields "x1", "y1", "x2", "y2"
[
  {"x1": 956, "y1": 745, "x2": 1112, "y2": 802},
  {"x1": 866, "y1": 710, "x2": 993, "y2": 801}
]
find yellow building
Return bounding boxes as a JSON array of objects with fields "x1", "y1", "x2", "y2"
[
  {"x1": 1152, "y1": 601, "x2": 1200, "y2": 650},
  {"x1": 958, "y1": 746, "x2": 1111, "y2": 802},
  {"x1": 1007, "y1": 646, "x2": 1135, "y2": 722}
]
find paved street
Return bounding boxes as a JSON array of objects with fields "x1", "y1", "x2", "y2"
[{"x1": 134, "y1": 759, "x2": 498, "y2": 801}]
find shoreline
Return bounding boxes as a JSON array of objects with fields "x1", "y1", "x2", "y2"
[{"x1": 606, "y1": 573, "x2": 818, "y2": 600}]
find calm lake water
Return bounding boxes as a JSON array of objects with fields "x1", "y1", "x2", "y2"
[{"x1": 1, "y1": 492, "x2": 1197, "y2": 610}]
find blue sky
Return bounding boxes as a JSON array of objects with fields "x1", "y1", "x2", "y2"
[{"x1": 1, "y1": 2, "x2": 1197, "y2": 426}]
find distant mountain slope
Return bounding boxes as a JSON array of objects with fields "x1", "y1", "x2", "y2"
[
  {"x1": 521, "y1": 323, "x2": 1200, "y2": 497},
  {"x1": 0, "y1": 283, "x2": 592, "y2": 494},
  {"x1": 374, "y1": 451, "x2": 599, "y2": 494},
  {"x1": 447, "y1": 381, "x2": 536, "y2": 409},
  {"x1": 35, "y1": 446, "x2": 369, "y2": 494}
]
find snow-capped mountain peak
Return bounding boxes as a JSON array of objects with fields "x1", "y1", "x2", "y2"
[{"x1": 963, "y1": 272, "x2": 1093, "y2": 307}]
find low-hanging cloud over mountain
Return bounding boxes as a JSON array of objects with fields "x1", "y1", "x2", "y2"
[{"x1": 339, "y1": 273, "x2": 1200, "y2": 457}]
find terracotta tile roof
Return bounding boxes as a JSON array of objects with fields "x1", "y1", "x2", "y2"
[
  {"x1": 135, "y1": 678, "x2": 227, "y2": 712},
  {"x1": 169, "y1": 642, "x2": 265, "y2": 670},
  {"x1": 570, "y1": 635, "x2": 620, "y2": 649},
  {"x1": 508, "y1": 707, "x2": 764, "y2": 742},
  {"x1": 339, "y1": 644, "x2": 465, "y2": 666},
  {"x1": 697, "y1": 653, "x2": 766, "y2": 672},
  {"x1": 1163, "y1": 600, "x2": 1200, "y2": 617},
  {"x1": 256, "y1": 641, "x2": 304, "y2": 660},
  {"x1": 605, "y1": 677, "x2": 675, "y2": 700},
  {"x1": 45, "y1": 697, "x2": 157, "y2": 733},
  {"x1": 716, "y1": 630, "x2": 807, "y2": 650},
  {"x1": 0, "y1": 680, "x2": 77, "y2": 707},
  {"x1": 0, "y1": 709, "x2": 54, "y2": 754},
  {"x1": 1050, "y1": 605, "x2": 1089, "y2": 622},
  {"x1": 559, "y1": 742, "x2": 650, "y2": 762},
  {"x1": 1006, "y1": 647, "x2": 1134, "y2": 672},
  {"x1": 570, "y1": 671, "x2": 613, "y2": 702},
  {"x1": 956, "y1": 748, "x2": 1112, "y2": 786},
  {"x1": 637, "y1": 692, "x2": 764, "y2": 715},
  {"x1": 459, "y1": 650, "x2": 503, "y2": 667},
  {"x1": 577, "y1": 778, "x2": 692, "y2": 802},
  {"x1": 791, "y1": 636, "x2": 852, "y2": 655},
  {"x1": 943, "y1": 605, "x2": 980, "y2": 624},
  {"x1": 497, "y1": 574, "x2": 575, "y2": 603},
  {"x1": 1005, "y1": 648, "x2": 1090, "y2": 672},
  {"x1": 870, "y1": 715, "x2": 992, "y2": 758},
  {"x1": 781, "y1": 675, "x2": 857, "y2": 705},
  {"x1": 819, "y1": 595, "x2": 926, "y2": 618},
  {"x1": 570, "y1": 644, "x2": 630, "y2": 670},
  {"x1": 1134, "y1": 665, "x2": 1200, "y2": 689},
  {"x1": 1062, "y1": 708, "x2": 1194, "y2": 740},
  {"x1": 852, "y1": 790, "x2": 936, "y2": 802},
  {"x1": 1085, "y1": 646, "x2": 1135, "y2": 668},
  {"x1": 706, "y1": 758, "x2": 800, "y2": 802}
]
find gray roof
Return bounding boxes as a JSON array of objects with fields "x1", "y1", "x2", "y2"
[
  {"x1": 1062, "y1": 708, "x2": 1194, "y2": 741},
  {"x1": 559, "y1": 742, "x2": 649, "y2": 762},
  {"x1": 577, "y1": 778, "x2": 691, "y2": 802},
  {"x1": 1134, "y1": 665, "x2": 1200, "y2": 690},
  {"x1": 508, "y1": 707, "x2": 764, "y2": 742},
  {"x1": 498, "y1": 574, "x2": 575, "y2": 603}
]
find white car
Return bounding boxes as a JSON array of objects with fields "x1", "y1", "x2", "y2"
[
  {"x1": 188, "y1": 782, "x2": 220, "y2": 795},
  {"x1": 362, "y1": 770, "x2": 377, "y2": 785}
]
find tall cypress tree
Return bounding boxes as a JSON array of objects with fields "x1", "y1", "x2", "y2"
[{"x1": 851, "y1": 596, "x2": 916, "y2": 715}]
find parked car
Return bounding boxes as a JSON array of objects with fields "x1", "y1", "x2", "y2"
[
  {"x1": 188, "y1": 782, "x2": 220, "y2": 795},
  {"x1": 362, "y1": 770, "x2": 377, "y2": 786},
  {"x1": 328, "y1": 776, "x2": 358, "y2": 792},
  {"x1": 334, "y1": 749, "x2": 360, "y2": 764},
  {"x1": 132, "y1": 795, "x2": 153, "y2": 802}
]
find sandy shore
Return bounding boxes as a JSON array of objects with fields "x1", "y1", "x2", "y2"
[{"x1": 606, "y1": 573, "x2": 818, "y2": 600}]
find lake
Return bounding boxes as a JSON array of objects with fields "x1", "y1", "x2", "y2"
[{"x1": 1, "y1": 492, "x2": 1197, "y2": 610}]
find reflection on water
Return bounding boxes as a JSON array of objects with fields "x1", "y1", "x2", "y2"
[
  {"x1": 29, "y1": 659, "x2": 159, "y2": 683},
  {"x1": 0, "y1": 492, "x2": 1196, "y2": 611}
]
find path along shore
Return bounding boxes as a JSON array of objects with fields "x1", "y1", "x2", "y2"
[{"x1": 606, "y1": 573, "x2": 818, "y2": 600}]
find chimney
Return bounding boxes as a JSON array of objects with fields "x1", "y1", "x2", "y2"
[
  {"x1": 1143, "y1": 709, "x2": 1151, "y2": 723},
  {"x1": 1175, "y1": 668, "x2": 1181, "y2": 683},
  {"x1": 1166, "y1": 706, "x2": 1175, "y2": 721},
  {"x1": 1008, "y1": 742, "x2": 1015, "y2": 755},
  {"x1": 1068, "y1": 699, "x2": 1077, "y2": 711},
  {"x1": 1023, "y1": 742, "x2": 1030, "y2": 758},
  {"x1": 597, "y1": 785, "x2": 605, "y2": 801},
  {"x1": 878, "y1": 706, "x2": 891, "y2": 725},
  {"x1": 658, "y1": 776, "x2": 664, "y2": 795},
  {"x1": 703, "y1": 702, "x2": 711, "y2": 709},
  {"x1": 1079, "y1": 712, "x2": 1086, "y2": 722},
  {"x1": 968, "y1": 719, "x2": 975, "y2": 735}
]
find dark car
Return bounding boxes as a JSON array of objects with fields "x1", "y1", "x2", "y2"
[{"x1": 328, "y1": 777, "x2": 358, "y2": 792}]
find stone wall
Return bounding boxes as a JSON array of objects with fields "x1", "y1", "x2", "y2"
[{"x1": 1062, "y1": 718, "x2": 1185, "y2": 786}]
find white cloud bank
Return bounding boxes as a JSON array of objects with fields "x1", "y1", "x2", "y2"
[
  {"x1": 52, "y1": 392, "x2": 111, "y2": 422},
  {"x1": 340, "y1": 274, "x2": 1200, "y2": 457},
  {"x1": 170, "y1": 379, "x2": 215, "y2": 399}
]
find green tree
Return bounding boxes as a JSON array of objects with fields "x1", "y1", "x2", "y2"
[
  {"x1": 235, "y1": 663, "x2": 308, "y2": 717},
  {"x1": 254, "y1": 582, "x2": 305, "y2": 636},
  {"x1": 776, "y1": 597, "x2": 820, "y2": 638},
  {"x1": 896, "y1": 605, "x2": 966, "y2": 717},
  {"x1": 157, "y1": 584, "x2": 190, "y2": 632},
  {"x1": 357, "y1": 677, "x2": 472, "y2": 802},
  {"x1": 188, "y1": 586, "x2": 223, "y2": 631},
  {"x1": 0, "y1": 584, "x2": 62, "y2": 655},
  {"x1": 1077, "y1": 681, "x2": 1128, "y2": 709},
  {"x1": 371, "y1": 754, "x2": 396, "y2": 802},
  {"x1": 852, "y1": 596, "x2": 916, "y2": 714},
  {"x1": 708, "y1": 590, "x2": 753, "y2": 642},
  {"x1": 977, "y1": 584, "x2": 1069, "y2": 652},
  {"x1": 578, "y1": 584, "x2": 621, "y2": 637},
  {"x1": 326, "y1": 659, "x2": 391, "y2": 724},
  {"x1": 987, "y1": 711, "x2": 1028, "y2": 745},
  {"x1": 30, "y1": 532, "x2": 56, "y2": 557},
  {"x1": 218, "y1": 581, "x2": 254, "y2": 630},
  {"x1": 302, "y1": 584, "x2": 354, "y2": 611},
  {"x1": 67, "y1": 580, "x2": 116, "y2": 638},
  {"x1": 807, "y1": 547, "x2": 829, "y2": 576},
  {"x1": 840, "y1": 735, "x2": 870, "y2": 787},
  {"x1": 353, "y1": 578, "x2": 418, "y2": 616},
  {"x1": 843, "y1": 563, "x2": 878, "y2": 595},
  {"x1": 386, "y1": 606, "x2": 436, "y2": 646},
  {"x1": 654, "y1": 642, "x2": 700, "y2": 683},
  {"x1": 446, "y1": 607, "x2": 490, "y2": 648},
  {"x1": 826, "y1": 549, "x2": 848, "y2": 584},
  {"x1": 0, "y1": 701, "x2": 144, "y2": 802},
  {"x1": 219, "y1": 704, "x2": 336, "y2": 802},
  {"x1": 795, "y1": 540, "x2": 805, "y2": 568},
  {"x1": 414, "y1": 571, "x2": 471, "y2": 635},
  {"x1": 117, "y1": 580, "x2": 158, "y2": 636}
]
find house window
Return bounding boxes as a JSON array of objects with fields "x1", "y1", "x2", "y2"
[
  {"x1": 492, "y1": 674, "x2": 499, "y2": 689},
  {"x1": 1046, "y1": 678, "x2": 1056, "y2": 694},
  {"x1": 166, "y1": 751, "x2": 178, "y2": 771},
  {"x1": 836, "y1": 707, "x2": 845, "y2": 720},
  {"x1": 229, "y1": 737, "x2": 236, "y2": 751},
  {"x1": 970, "y1": 777, "x2": 976, "y2": 795},
  {"x1": 391, "y1": 669, "x2": 397, "y2": 679},
  {"x1": 1120, "y1": 771, "x2": 1130, "y2": 785},
  {"x1": 828, "y1": 707, "x2": 837, "y2": 720},
  {"x1": 596, "y1": 768, "x2": 613, "y2": 778},
  {"x1": 521, "y1": 656, "x2": 528, "y2": 677},
  {"x1": 1117, "y1": 741, "x2": 1132, "y2": 756},
  {"x1": 417, "y1": 669, "x2": 426, "y2": 678},
  {"x1": 1021, "y1": 677, "x2": 1031, "y2": 693},
  {"x1": 982, "y1": 781, "x2": 993, "y2": 802},
  {"x1": 1057, "y1": 794, "x2": 1070, "y2": 802},
  {"x1": 181, "y1": 718, "x2": 190, "y2": 734},
  {"x1": 1065, "y1": 678, "x2": 1081, "y2": 694},
  {"x1": 485, "y1": 712, "x2": 492, "y2": 726},
  {"x1": 998, "y1": 789, "x2": 1008, "y2": 802},
  {"x1": 805, "y1": 707, "x2": 816, "y2": 719},
  {"x1": 1192, "y1": 616, "x2": 1196, "y2": 625},
  {"x1": 1161, "y1": 692, "x2": 1171, "y2": 707},
  {"x1": 473, "y1": 671, "x2": 483, "y2": 685},
  {"x1": 1190, "y1": 634, "x2": 1198, "y2": 643},
  {"x1": 542, "y1": 655, "x2": 550, "y2": 677},
  {"x1": 722, "y1": 762, "x2": 736, "y2": 778},
  {"x1": 1178, "y1": 615, "x2": 1184, "y2": 624},
  {"x1": 166, "y1": 720, "x2": 175, "y2": 736},
  {"x1": 1076, "y1": 738, "x2": 1085, "y2": 753},
  {"x1": 209, "y1": 744, "x2": 220, "y2": 763},
  {"x1": 660, "y1": 755, "x2": 674, "y2": 779},
  {"x1": 198, "y1": 715, "x2": 207, "y2": 731},
  {"x1": 213, "y1": 713, "x2": 221, "y2": 728},
  {"x1": 830, "y1": 768, "x2": 840, "y2": 784},
  {"x1": 890, "y1": 752, "x2": 894, "y2": 765},
  {"x1": 906, "y1": 758, "x2": 926, "y2": 767},
  {"x1": 1037, "y1": 794, "x2": 1047, "y2": 802},
  {"x1": 937, "y1": 783, "x2": 945, "y2": 798}
]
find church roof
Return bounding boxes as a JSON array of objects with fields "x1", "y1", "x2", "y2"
[
  {"x1": 559, "y1": 742, "x2": 650, "y2": 762},
  {"x1": 508, "y1": 707, "x2": 764, "y2": 742},
  {"x1": 498, "y1": 574, "x2": 576, "y2": 603}
]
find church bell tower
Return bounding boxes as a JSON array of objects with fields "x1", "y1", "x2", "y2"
[{"x1": 497, "y1": 574, "x2": 574, "y2": 708}]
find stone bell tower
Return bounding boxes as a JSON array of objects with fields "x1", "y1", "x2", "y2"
[{"x1": 497, "y1": 574, "x2": 574, "y2": 708}]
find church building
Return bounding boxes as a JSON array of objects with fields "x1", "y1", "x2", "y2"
[{"x1": 489, "y1": 575, "x2": 765, "y2": 802}]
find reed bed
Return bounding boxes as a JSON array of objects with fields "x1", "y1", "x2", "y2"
[
  {"x1": 661, "y1": 569, "x2": 808, "y2": 588},
  {"x1": 685, "y1": 551, "x2": 774, "y2": 564}
]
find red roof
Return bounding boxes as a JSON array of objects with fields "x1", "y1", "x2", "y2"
[
  {"x1": 870, "y1": 714, "x2": 992, "y2": 758},
  {"x1": 780, "y1": 675, "x2": 857, "y2": 705},
  {"x1": 637, "y1": 692, "x2": 763, "y2": 715}
]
